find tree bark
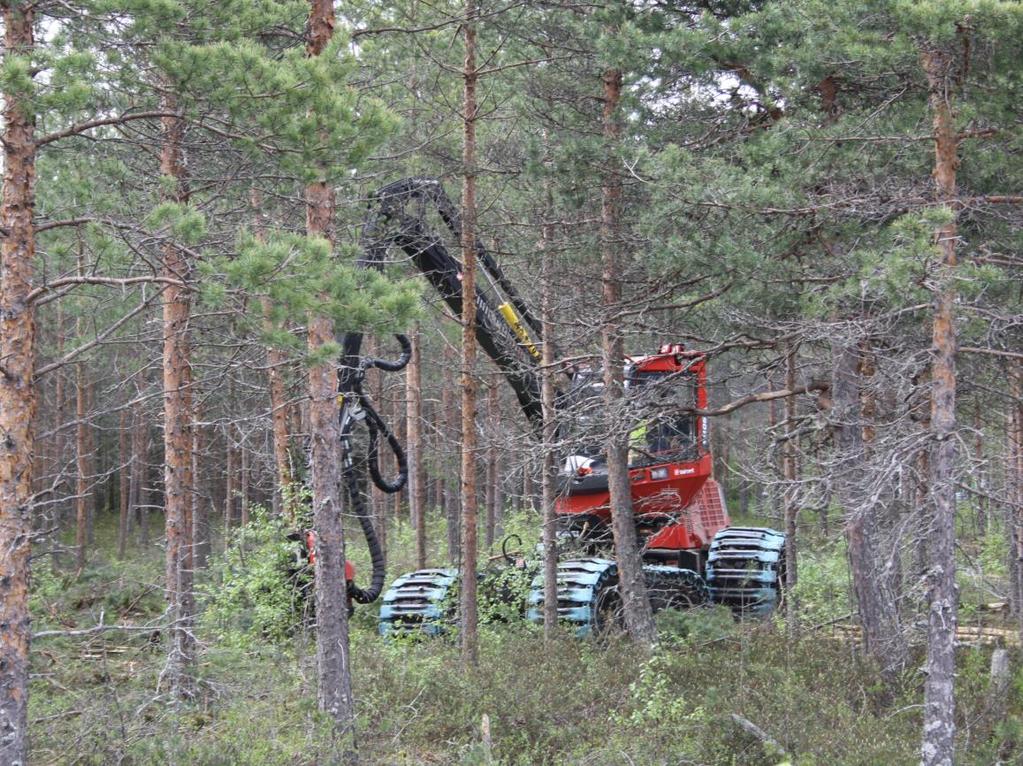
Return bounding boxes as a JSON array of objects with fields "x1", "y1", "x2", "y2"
[
  {"x1": 1009, "y1": 363, "x2": 1023, "y2": 640},
  {"x1": 192, "y1": 399, "x2": 209, "y2": 569},
  {"x1": 0, "y1": 5, "x2": 36, "y2": 762},
  {"x1": 407, "y1": 327, "x2": 426, "y2": 567},
  {"x1": 251, "y1": 188, "x2": 295, "y2": 521},
  {"x1": 833, "y1": 342, "x2": 906, "y2": 681},
  {"x1": 266, "y1": 315, "x2": 294, "y2": 519},
  {"x1": 540, "y1": 165, "x2": 559, "y2": 639},
  {"x1": 129, "y1": 403, "x2": 145, "y2": 546},
  {"x1": 599, "y1": 65, "x2": 656, "y2": 646},
  {"x1": 118, "y1": 408, "x2": 129, "y2": 559},
  {"x1": 783, "y1": 345, "x2": 798, "y2": 630},
  {"x1": 305, "y1": 0, "x2": 355, "y2": 737},
  {"x1": 459, "y1": 0, "x2": 480, "y2": 667},
  {"x1": 484, "y1": 383, "x2": 498, "y2": 551},
  {"x1": 920, "y1": 45, "x2": 960, "y2": 766},
  {"x1": 159, "y1": 89, "x2": 195, "y2": 699},
  {"x1": 75, "y1": 358, "x2": 90, "y2": 570},
  {"x1": 239, "y1": 435, "x2": 249, "y2": 527}
]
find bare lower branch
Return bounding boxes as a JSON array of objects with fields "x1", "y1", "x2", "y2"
[
  {"x1": 27, "y1": 275, "x2": 185, "y2": 304},
  {"x1": 36, "y1": 110, "x2": 178, "y2": 147}
]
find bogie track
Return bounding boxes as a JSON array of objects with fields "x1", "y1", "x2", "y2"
[
  {"x1": 378, "y1": 568, "x2": 458, "y2": 636},
  {"x1": 705, "y1": 526, "x2": 785, "y2": 616}
]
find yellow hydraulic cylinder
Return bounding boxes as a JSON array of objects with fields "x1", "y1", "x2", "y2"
[{"x1": 498, "y1": 302, "x2": 541, "y2": 361}]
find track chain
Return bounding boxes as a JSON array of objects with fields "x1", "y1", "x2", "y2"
[{"x1": 705, "y1": 526, "x2": 785, "y2": 617}]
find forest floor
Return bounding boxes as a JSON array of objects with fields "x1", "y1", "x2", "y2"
[{"x1": 28, "y1": 511, "x2": 1022, "y2": 766}]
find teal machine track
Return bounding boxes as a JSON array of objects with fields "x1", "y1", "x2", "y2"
[
  {"x1": 526, "y1": 559, "x2": 709, "y2": 636},
  {"x1": 380, "y1": 526, "x2": 785, "y2": 637},
  {"x1": 527, "y1": 558, "x2": 618, "y2": 637},
  {"x1": 378, "y1": 568, "x2": 458, "y2": 636},
  {"x1": 705, "y1": 526, "x2": 785, "y2": 616}
]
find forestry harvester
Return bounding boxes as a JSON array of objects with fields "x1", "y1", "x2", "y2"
[{"x1": 332, "y1": 178, "x2": 785, "y2": 636}]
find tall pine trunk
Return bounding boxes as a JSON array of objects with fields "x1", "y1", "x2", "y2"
[
  {"x1": 305, "y1": 0, "x2": 355, "y2": 736},
  {"x1": 159, "y1": 90, "x2": 195, "y2": 698},
  {"x1": 599, "y1": 66, "x2": 656, "y2": 646},
  {"x1": 540, "y1": 165, "x2": 559, "y2": 639},
  {"x1": 407, "y1": 327, "x2": 426, "y2": 568},
  {"x1": 920, "y1": 45, "x2": 960, "y2": 766},
  {"x1": 459, "y1": 0, "x2": 480, "y2": 666},
  {"x1": 0, "y1": 5, "x2": 36, "y2": 761}
]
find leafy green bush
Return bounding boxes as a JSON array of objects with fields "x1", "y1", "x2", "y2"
[
  {"x1": 792, "y1": 540, "x2": 851, "y2": 624},
  {"x1": 200, "y1": 507, "x2": 312, "y2": 645},
  {"x1": 655, "y1": 603, "x2": 737, "y2": 645}
]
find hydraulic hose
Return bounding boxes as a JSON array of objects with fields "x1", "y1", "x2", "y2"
[
  {"x1": 340, "y1": 334, "x2": 410, "y2": 604},
  {"x1": 346, "y1": 469, "x2": 387, "y2": 604}
]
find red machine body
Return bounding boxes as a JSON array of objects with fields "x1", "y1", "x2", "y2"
[
  {"x1": 304, "y1": 531, "x2": 358, "y2": 584},
  {"x1": 555, "y1": 344, "x2": 731, "y2": 564}
]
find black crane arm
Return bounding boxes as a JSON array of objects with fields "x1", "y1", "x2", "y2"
[{"x1": 341, "y1": 177, "x2": 547, "y2": 426}]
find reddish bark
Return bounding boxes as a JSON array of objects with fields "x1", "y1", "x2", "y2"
[
  {"x1": 600, "y1": 66, "x2": 656, "y2": 646},
  {"x1": 0, "y1": 5, "x2": 36, "y2": 762},
  {"x1": 159, "y1": 90, "x2": 195, "y2": 697},
  {"x1": 407, "y1": 327, "x2": 426, "y2": 567},
  {"x1": 305, "y1": 0, "x2": 354, "y2": 735}
]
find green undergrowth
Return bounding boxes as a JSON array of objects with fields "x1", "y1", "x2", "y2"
[{"x1": 29, "y1": 510, "x2": 1023, "y2": 765}]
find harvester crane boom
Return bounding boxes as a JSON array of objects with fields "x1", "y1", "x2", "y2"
[{"x1": 341, "y1": 177, "x2": 553, "y2": 428}]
